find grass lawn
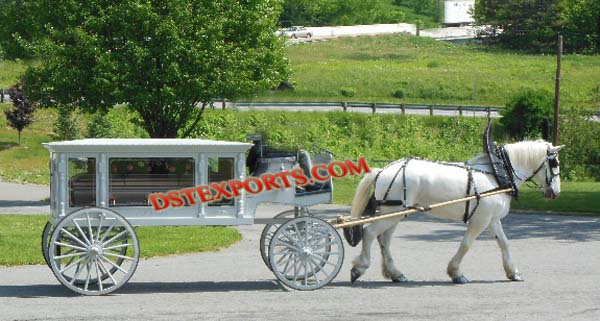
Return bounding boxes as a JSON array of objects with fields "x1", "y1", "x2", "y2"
[
  {"x1": 0, "y1": 215, "x2": 241, "y2": 266},
  {"x1": 257, "y1": 34, "x2": 600, "y2": 108},
  {"x1": 334, "y1": 178, "x2": 600, "y2": 215},
  {"x1": 513, "y1": 182, "x2": 600, "y2": 214},
  {"x1": 0, "y1": 103, "x2": 56, "y2": 185}
]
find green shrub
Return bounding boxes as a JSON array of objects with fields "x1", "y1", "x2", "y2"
[
  {"x1": 501, "y1": 89, "x2": 553, "y2": 139},
  {"x1": 392, "y1": 89, "x2": 405, "y2": 99},
  {"x1": 87, "y1": 111, "x2": 112, "y2": 138},
  {"x1": 53, "y1": 106, "x2": 78, "y2": 140},
  {"x1": 340, "y1": 87, "x2": 356, "y2": 98}
]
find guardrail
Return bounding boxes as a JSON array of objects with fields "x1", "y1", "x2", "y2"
[{"x1": 229, "y1": 100, "x2": 502, "y2": 118}]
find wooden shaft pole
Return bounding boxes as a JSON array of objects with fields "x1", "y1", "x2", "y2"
[{"x1": 331, "y1": 188, "x2": 513, "y2": 229}]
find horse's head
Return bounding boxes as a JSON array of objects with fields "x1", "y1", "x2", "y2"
[{"x1": 506, "y1": 141, "x2": 565, "y2": 199}]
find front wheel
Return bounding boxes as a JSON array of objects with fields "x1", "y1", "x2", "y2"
[{"x1": 269, "y1": 216, "x2": 344, "y2": 291}]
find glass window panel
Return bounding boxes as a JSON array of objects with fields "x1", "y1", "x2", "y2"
[
  {"x1": 109, "y1": 158, "x2": 194, "y2": 207},
  {"x1": 69, "y1": 157, "x2": 96, "y2": 207},
  {"x1": 208, "y1": 157, "x2": 234, "y2": 206}
]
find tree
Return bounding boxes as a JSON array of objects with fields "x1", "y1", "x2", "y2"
[
  {"x1": 53, "y1": 105, "x2": 79, "y2": 141},
  {"x1": 22, "y1": 0, "x2": 288, "y2": 138},
  {"x1": 500, "y1": 89, "x2": 553, "y2": 139},
  {"x1": 4, "y1": 84, "x2": 35, "y2": 144},
  {"x1": 473, "y1": 0, "x2": 600, "y2": 53}
]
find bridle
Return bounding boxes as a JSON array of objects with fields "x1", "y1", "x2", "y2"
[{"x1": 514, "y1": 147, "x2": 560, "y2": 190}]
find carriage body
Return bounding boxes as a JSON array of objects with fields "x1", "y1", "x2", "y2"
[
  {"x1": 44, "y1": 138, "x2": 332, "y2": 227},
  {"x1": 42, "y1": 138, "x2": 341, "y2": 295}
]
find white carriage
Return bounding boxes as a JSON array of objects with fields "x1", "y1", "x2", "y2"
[
  {"x1": 42, "y1": 138, "x2": 344, "y2": 295},
  {"x1": 42, "y1": 131, "x2": 551, "y2": 295}
]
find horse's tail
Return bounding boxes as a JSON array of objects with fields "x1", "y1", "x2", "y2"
[
  {"x1": 350, "y1": 168, "x2": 381, "y2": 218},
  {"x1": 344, "y1": 168, "x2": 382, "y2": 247}
]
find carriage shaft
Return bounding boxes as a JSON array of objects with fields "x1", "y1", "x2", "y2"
[{"x1": 331, "y1": 188, "x2": 513, "y2": 229}]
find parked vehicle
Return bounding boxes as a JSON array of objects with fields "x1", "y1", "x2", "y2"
[{"x1": 284, "y1": 26, "x2": 312, "y2": 39}]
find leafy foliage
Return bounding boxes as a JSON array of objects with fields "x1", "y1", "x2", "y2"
[
  {"x1": 280, "y1": 0, "x2": 405, "y2": 26},
  {"x1": 21, "y1": 0, "x2": 288, "y2": 138},
  {"x1": 4, "y1": 84, "x2": 34, "y2": 144},
  {"x1": 86, "y1": 111, "x2": 113, "y2": 138},
  {"x1": 500, "y1": 89, "x2": 553, "y2": 139},
  {"x1": 473, "y1": 0, "x2": 600, "y2": 53},
  {"x1": 53, "y1": 106, "x2": 78, "y2": 141},
  {"x1": 340, "y1": 87, "x2": 356, "y2": 98},
  {"x1": 394, "y1": 0, "x2": 441, "y2": 22}
]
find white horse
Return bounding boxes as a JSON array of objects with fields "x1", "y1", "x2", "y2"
[{"x1": 349, "y1": 140, "x2": 564, "y2": 284}]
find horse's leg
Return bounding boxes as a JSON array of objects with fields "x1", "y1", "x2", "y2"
[
  {"x1": 351, "y1": 217, "x2": 402, "y2": 283},
  {"x1": 489, "y1": 218, "x2": 523, "y2": 281},
  {"x1": 378, "y1": 223, "x2": 408, "y2": 283},
  {"x1": 446, "y1": 214, "x2": 492, "y2": 284}
]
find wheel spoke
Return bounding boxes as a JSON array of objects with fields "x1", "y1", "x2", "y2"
[
  {"x1": 59, "y1": 256, "x2": 87, "y2": 273},
  {"x1": 103, "y1": 243, "x2": 132, "y2": 251},
  {"x1": 86, "y1": 213, "x2": 94, "y2": 244},
  {"x1": 94, "y1": 259, "x2": 103, "y2": 291},
  {"x1": 309, "y1": 256, "x2": 331, "y2": 279},
  {"x1": 100, "y1": 255, "x2": 128, "y2": 274},
  {"x1": 60, "y1": 228, "x2": 89, "y2": 248},
  {"x1": 96, "y1": 212, "x2": 104, "y2": 243},
  {"x1": 54, "y1": 251, "x2": 87, "y2": 260},
  {"x1": 102, "y1": 230, "x2": 127, "y2": 247},
  {"x1": 281, "y1": 253, "x2": 295, "y2": 277},
  {"x1": 98, "y1": 259, "x2": 117, "y2": 285},
  {"x1": 98, "y1": 220, "x2": 117, "y2": 244},
  {"x1": 83, "y1": 260, "x2": 92, "y2": 291},
  {"x1": 273, "y1": 240, "x2": 302, "y2": 252},
  {"x1": 309, "y1": 253, "x2": 338, "y2": 268},
  {"x1": 102, "y1": 252, "x2": 134, "y2": 261},
  {"x1": 307, "y1": 257, "x2": 319, "y2": 283},
  {"x1": 69, "y1": 261, "x2": 86, "y2": 285},
  {"x1": 53, "y1": 241, "x2": 87, "y2": 251},
  {"x1": 72, "y1": 219, "x2": 91, "y2": 245}
]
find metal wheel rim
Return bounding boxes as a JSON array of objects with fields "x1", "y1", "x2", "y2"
[
  {"x1": 42, "y1": 221, "x2": 53, "y2": 267},
  {"x1": 269, "y1": 216, "x2": 343, "y2": 291},
  {"x1": 260, "y1": 208, "x2": 310, "y2": 270},
  {"x1": 49, "y1": 207, "x2": 139, "y2": 296}
]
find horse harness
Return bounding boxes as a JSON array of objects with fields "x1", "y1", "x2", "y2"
[{"x1": 372, "y1": 157, "x2": 500, "y2": 223}]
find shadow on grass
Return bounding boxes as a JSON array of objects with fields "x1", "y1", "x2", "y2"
[
  {"x1": 398, "y1": 213, "x2": 600, "y2": 242},
  {"x1": 0, "y1": 141, "x2": 18, "y2": 151}
]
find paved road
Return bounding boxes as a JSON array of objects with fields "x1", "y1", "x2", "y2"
[
  {"x1": 1, "y1": 203, "x2": 599, "y2": 321},
  {"x1": 0, "y1": 179, "x2": 50, "y2": 214}
]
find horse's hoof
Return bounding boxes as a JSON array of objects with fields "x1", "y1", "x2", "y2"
[
  {"x1": 351, "y1": 268, "x2": 362, "y2": 283},
  {"x1": 452, "y1": 275, "x2": 469, "y2": 284},
  {"x1": 509, "y1": 273, "x2": 524, "y2": 282},
  {"x1": 392, "y1": 274, "x2": 408, "y2": 283}
]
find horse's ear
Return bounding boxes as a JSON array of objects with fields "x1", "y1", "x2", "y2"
[{"x1": 550, "y1": 145, "x2": 565, "y2": 153}]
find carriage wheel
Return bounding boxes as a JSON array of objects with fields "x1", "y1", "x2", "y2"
[
  {"x1": 260, "y1": 208, "x2": 310, "y2": 270},
  {"x1": 49, "y1": 207, "x2": 139, "y2": 295},
  {"x1": 269, "y1": 216, "x2": 343, "y2": 291},
  {"x1": 42, "y1": 221, "x2": 53, "y2": 267}
]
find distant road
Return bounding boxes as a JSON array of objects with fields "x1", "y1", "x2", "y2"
[{"x1": 287, "y1": 24, "x2": 478, "y2": 44}]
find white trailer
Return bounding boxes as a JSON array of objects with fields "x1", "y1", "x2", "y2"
[{"x1": 444, "y1": 0, "x2": 475, "y2": 26}]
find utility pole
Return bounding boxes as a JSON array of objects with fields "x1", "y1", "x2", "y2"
[{"x1": 553, "y1": 34, "x2": 562, "y2": 146}]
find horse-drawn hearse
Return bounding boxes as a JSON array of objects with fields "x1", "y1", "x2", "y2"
[{"x1": 41, "y1": 124, "x2": 563, "y2": 295}]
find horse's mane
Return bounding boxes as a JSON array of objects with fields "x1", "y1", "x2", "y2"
[
  {"x1": 504, "y1": 140, "x2": 550, "y2": 171},
  {"x1": 466, "y1": 140, "x2": 550, "y2": 173}
]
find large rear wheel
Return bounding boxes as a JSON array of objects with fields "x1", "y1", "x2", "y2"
[{"x1": 48, "y1": 207, "x2": 139, "y2": 295}]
